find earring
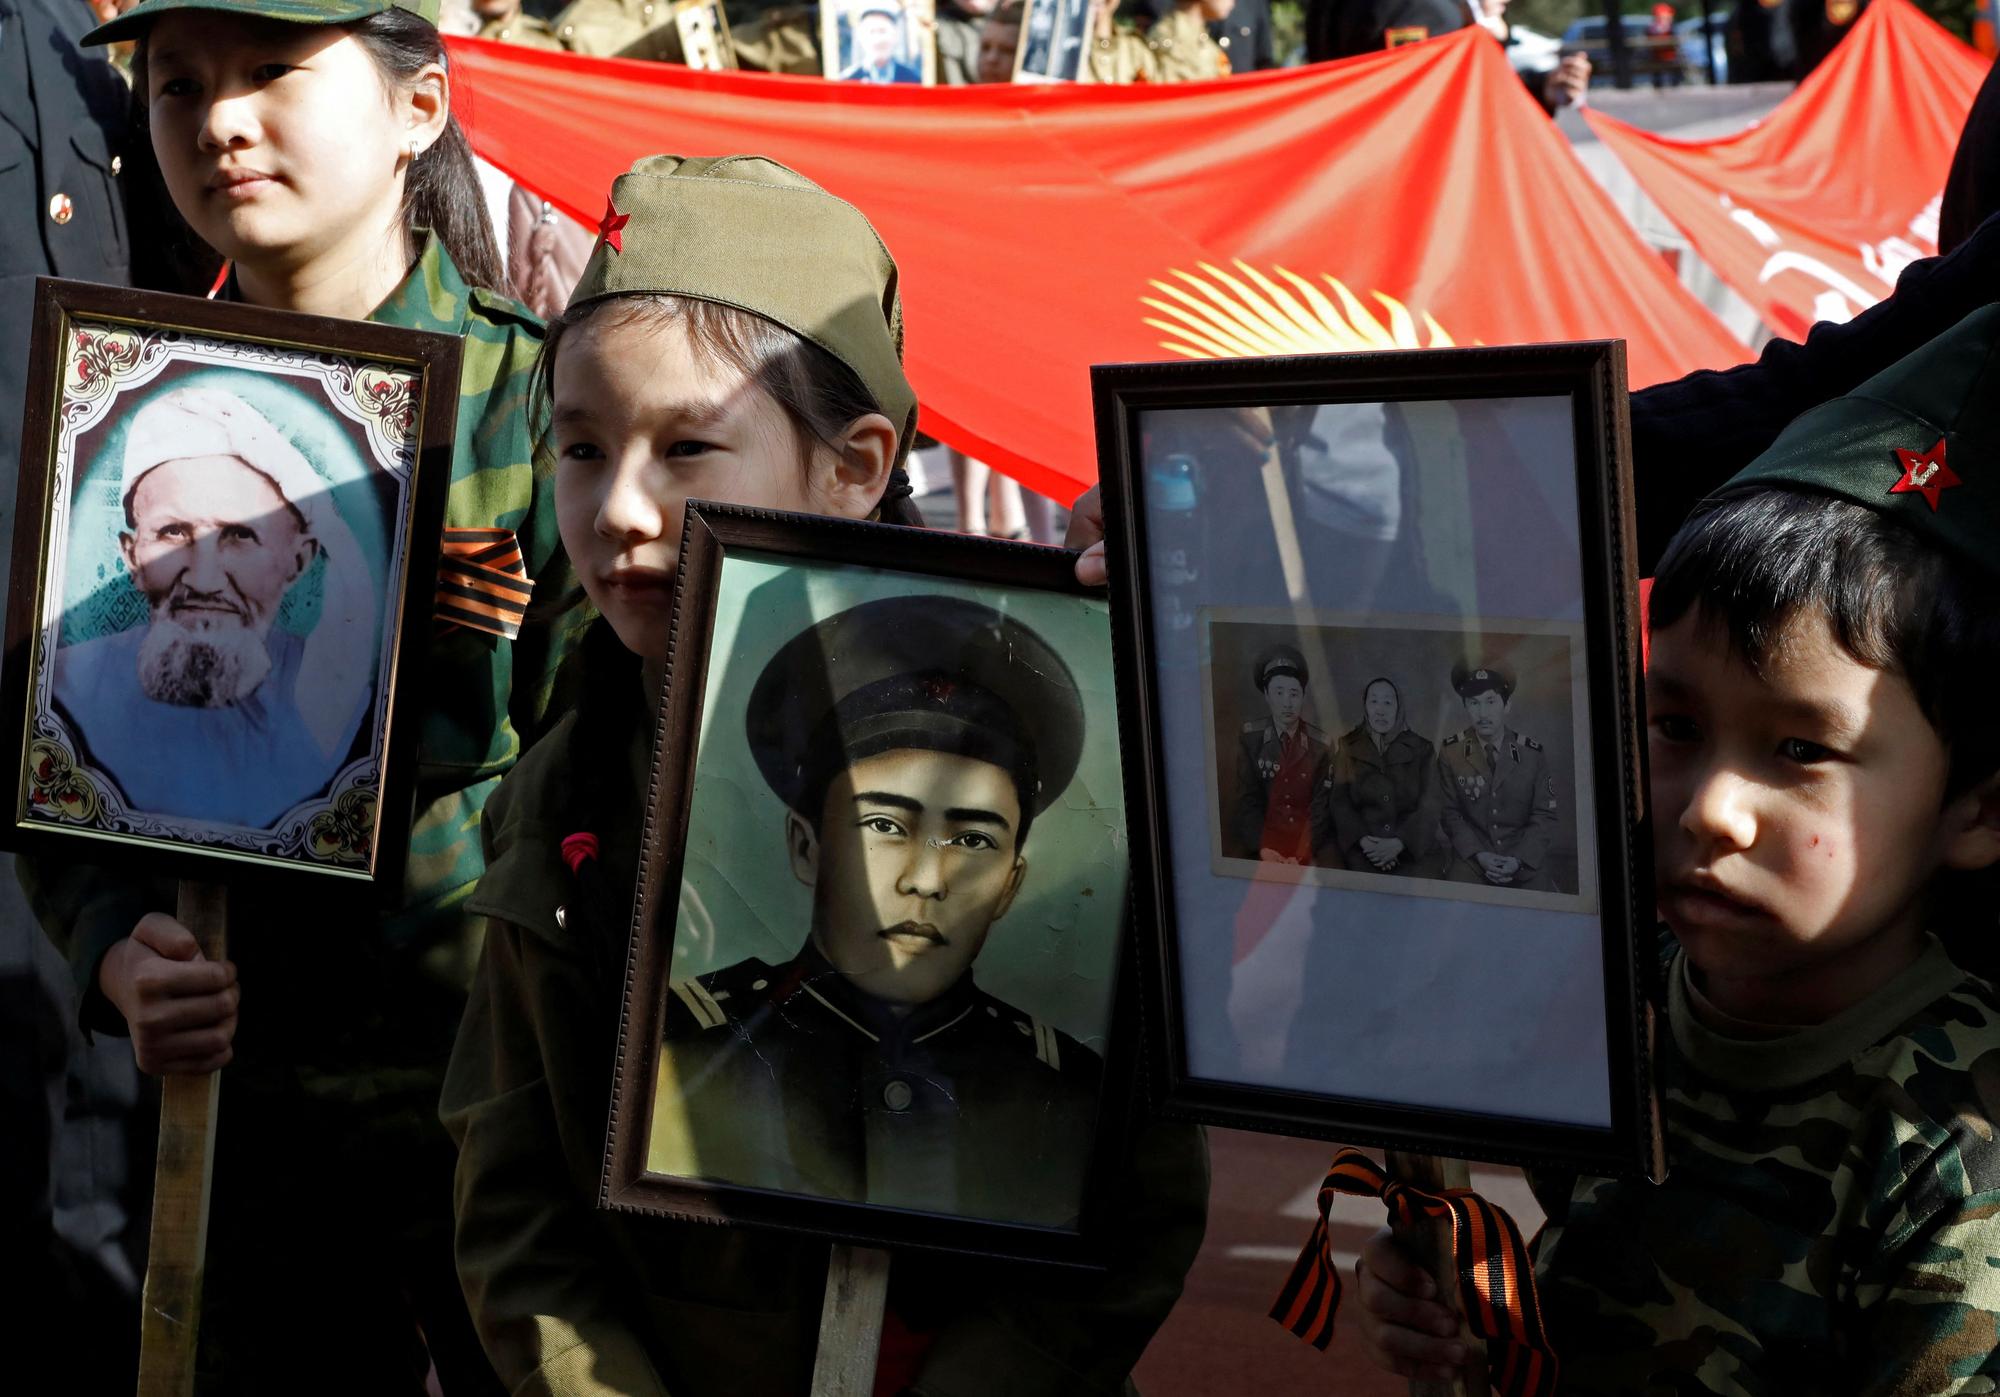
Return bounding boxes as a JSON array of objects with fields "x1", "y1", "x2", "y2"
[{"x1": 409, "y1": 136, "x2": 422, "y2": 160}]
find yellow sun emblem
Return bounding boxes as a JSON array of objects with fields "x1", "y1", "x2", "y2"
[{"x1": 1142, "y1": 261, "x2": 1458, "y2": 359}]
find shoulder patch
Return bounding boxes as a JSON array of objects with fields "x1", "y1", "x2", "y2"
[
  {"x1": 1443, "y1": 732, "x2": 1460, "y2": 746},
  {"x1": 669, "y1": 977, "x2": 729, "y2": 1031},
  {"x1": 1030, "y1": 1017, "x2": 1062, "y2": 1071},
  {"x1": 1524, "y1": 736, "x2": 1543, "y2": 751}
]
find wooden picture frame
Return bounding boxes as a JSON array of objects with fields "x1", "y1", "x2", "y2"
[
  {"x1": 602, "y1": 503, "x2": 1139, "y2": 1265},
  {"x1": 2, "y1": 278, "x2": 459, "y2": 894},
  {"x1": 670, "y1": 0, "x2": 738, "y2": 69},
  {"x1": 1093, "y1": 342, "x2": 1662, "y2": 1179},
  {"x1": 822, "y1": 0, "x2": 938, "y2": 85},
  {"x1": 1014, "y1": 0, "x2": 1092, "y2": 81}
]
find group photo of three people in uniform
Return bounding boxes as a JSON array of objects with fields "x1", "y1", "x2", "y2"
[{"x1": 1210, "y1": 617, "x2": 1583, "y2": 899}]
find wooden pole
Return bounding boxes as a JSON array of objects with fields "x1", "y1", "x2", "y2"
[
  {"x1": 136, "y1": 881, "x2": 230, "y2": 1397},
  {"x1": 1384, "y1": 1152, "x2": 1490, "y2": 1397},
  {"x1": 809, "y1": 1244, "x2": 892, "y2": 1397}
]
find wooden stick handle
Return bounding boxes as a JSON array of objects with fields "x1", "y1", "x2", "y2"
[
  {"x1": 136, "y1": 881, "x2": 230, "y2": 1397},
  {"x1": 809, "y1": 1244, "x2": 892, "y2": 1397},
  {"x1": 1385, "y1": 1151, "x2": 1490, "y2": 1397}
]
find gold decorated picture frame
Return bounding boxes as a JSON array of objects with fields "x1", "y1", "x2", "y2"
[{"x1": 2, "y1": 279, "x2": 459, "y2": 892}]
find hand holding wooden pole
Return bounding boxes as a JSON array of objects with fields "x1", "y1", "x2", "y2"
[
  {"x1": 136, "y1": 880, "x2": 230, "y2": 1397},
  {"x1": 1385, "y1": 1151, "x2": 1490, "y2": 1397}
]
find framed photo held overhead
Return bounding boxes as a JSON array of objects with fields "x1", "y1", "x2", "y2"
[
  {"x1": 822, "y1": 0, "x2": 938, "y2": 83},
  {"x1": 670, "y1": 0, "x2": 738, "y2": 69},
  {"x1": 1, "y1": 278, "x2": 459, "y2": 892},
  {"x1": 1093, "y1": 342, "x2": 1660, "y2": 1178},
  {"x1": 602, "y1": 503, "x2": 1139, "y2": 1265},
  {"x1": 1014, "y1": 0, "x2": 1091, "y2": 80}
]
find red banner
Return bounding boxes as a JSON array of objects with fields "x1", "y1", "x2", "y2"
[
  {"x1": 449, "y1": 30, "x2": 1746, "y2": 499},
  {"x1": 1583, "y1": 0, "x2": 1987, "y2": 344}
]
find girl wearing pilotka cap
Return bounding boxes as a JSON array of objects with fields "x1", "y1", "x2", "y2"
[
  {"x1": 28, "y1": 0, "x2": 568, "y2": 1386},
  {"x1": 440, "y1": 154, "x2": 1210, "y2": 1396}
]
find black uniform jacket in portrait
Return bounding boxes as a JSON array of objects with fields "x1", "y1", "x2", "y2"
[
  {"x1": 1320, "y1": 723, "x2": 1440, "y2": 870},
  {"x1": 653, "y1": 942, "x2": 1103, "y2": 1228},
  {"x1": 1437, "y1": 725, "x2": 1558, "y2": 890}
]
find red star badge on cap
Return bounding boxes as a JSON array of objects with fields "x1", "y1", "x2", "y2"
[
  {"x1": 1888, "y1": 437, "x2": 1960, "y2": 512},
  {"x1": 596, "y1": 197, "x2": 631, "y2": 255}
]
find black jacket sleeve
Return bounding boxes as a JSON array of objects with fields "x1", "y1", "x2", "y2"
[{"x1": 1628, "y1": 211, "x2": 2000, "y2": 572}]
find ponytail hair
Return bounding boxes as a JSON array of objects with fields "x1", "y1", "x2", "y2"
[{"x1": 347, "y1": 8, "x2": 510, "y2": 297}]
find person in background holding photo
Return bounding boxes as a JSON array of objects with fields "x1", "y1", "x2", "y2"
[
  {"x1": 1233, "y1": 644, "x2": 1336, "y2": 867},
  {"x1": 1320, "y1": 675, "x2": 1441, "y2": 877},
  {"x1": 1087, "y1": 0, "x2": 1229, "y2": 81}
]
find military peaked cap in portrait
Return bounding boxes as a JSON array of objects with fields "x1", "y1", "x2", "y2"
[
  {"x1": 566, "y1": 155, "x2": 920, "y2": 467},
  {"x1": 746, "y1": 596, "x2": 1084, "y2": 826},
  {"x1": 1253, "y1": 643, "x2": 1307, "y2": 691},
  {"x1": 1722, "y1": 303, "x2": 2000, "y2": 577},
  {"x1": 84, "y1": 0, "x2": 439, "y2": 44},
  {"x1": 1451, "y1": 663, "x2": 1514, "y2": 701}
]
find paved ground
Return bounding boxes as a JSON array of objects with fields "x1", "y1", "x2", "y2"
[{"x1": 1133, "y1": 1127, "x2": 1544, "y2": 1396}]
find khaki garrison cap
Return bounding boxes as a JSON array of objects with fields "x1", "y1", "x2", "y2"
[
  {"x1": 568, "y1": 155, "x2": 919, "y2": 464},
  {"x1": 1722, "y1": 303, "x2": 2000, "y2": 577},
  {"x1": 85, "y1": 0, "x2": 440, "y2": 44}
]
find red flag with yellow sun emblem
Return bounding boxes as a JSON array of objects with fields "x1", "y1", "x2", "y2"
[{"x1": 449, "y1": 28, "x2": 1746, "y2": 500}]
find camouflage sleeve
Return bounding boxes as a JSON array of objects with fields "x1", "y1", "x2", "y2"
[
  {"x1": 1851, "y1": 1177, "x2": 2000, "y2": 1395},
  {"x1": 912, "y1": 1118, "x2": 1210, "y2": 1396}
]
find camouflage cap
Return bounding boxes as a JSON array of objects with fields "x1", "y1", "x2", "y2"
[
  {"x1": 1722, "y1": 303, "x2": 2000, "y2": 576},
  {"x1": 567, "y1": 155, "x2": 919, "y2": 464},
  {"x1": 83, "y1": 0, "x2": 440, "y2": 46}
]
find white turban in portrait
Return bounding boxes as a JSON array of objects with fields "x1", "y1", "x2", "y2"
[{"x1": 120, "y1": 387, "x2": 378, "y2": 761}]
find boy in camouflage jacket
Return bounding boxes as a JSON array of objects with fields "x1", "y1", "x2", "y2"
[{"x1": 1355, "y1": 305, "x2": 2000, "y2": 1394}]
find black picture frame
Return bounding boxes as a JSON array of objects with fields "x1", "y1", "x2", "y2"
[
  {"x1": 2, "y1": 277, "x2": 459, "y2": 895},
  {"x1": 1093, "y1": 342, "x2": 1661, "y2": 1179},
  {"x1": 602, "y1": 502, "x2": 1141, "y2": 1265}
]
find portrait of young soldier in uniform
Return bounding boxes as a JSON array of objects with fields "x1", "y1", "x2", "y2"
[{"x1": 645, "y1": 591, "x2": 1114, "y2": 1228}]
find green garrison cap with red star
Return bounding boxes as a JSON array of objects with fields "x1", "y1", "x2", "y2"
[
  {"x1": 83, "y1": 0, "x2": 440, "y2": 45},
  {"x1": 1721, "y1": 303, "x2": 2000, "y2": 574},
  {"x1": 568, "y1": 155, "x2": 919, "y2": 467}
]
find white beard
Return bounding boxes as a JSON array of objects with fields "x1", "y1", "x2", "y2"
[{"x1": 136, "y1": 613, "x2": 274, "y2": 708}]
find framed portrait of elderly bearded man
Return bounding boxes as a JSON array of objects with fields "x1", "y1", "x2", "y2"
[
  {"x1": 2, "y1": 280, "x2": 459, "y2": 889},
  {"x1": 603, "y1": 504, "x2": 1137, "y2": 1264},
  {"x1": 1093, "y1": 342, "x2": 1658, "y2": 1179}
]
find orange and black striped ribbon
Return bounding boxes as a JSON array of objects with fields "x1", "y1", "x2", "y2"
[
  {"x1": 1271, "y1": 1148, "x2": 1558, "y2": 1397},
  {"x1": 437, "y1": 527, "x2": 533, "y2": 640}
]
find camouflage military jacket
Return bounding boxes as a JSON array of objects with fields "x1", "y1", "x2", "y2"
[
  {"x1": 1531, "y1": 939, "x2": 2000, "y2": 1395},
  {"x1": 38, "y1": 237, "x2": 567, "y2": 1041},
  {"x1": 1436, "y1": 725, "x2": 1557, "y2": 870},
  {"x1": 1085, "y1": 4, "x2": 1228, "y2": 84}
]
